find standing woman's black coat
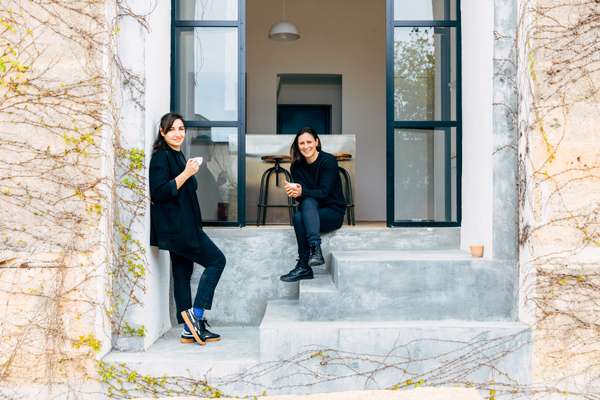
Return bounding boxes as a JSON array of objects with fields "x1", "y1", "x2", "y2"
[{"x1": 149, "y1": 148, "x2": 203, "y2": 252}]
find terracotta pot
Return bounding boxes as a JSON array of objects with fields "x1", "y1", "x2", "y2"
[{"x1": 469, "y1": 245, "x2": 484, "y2": 258}]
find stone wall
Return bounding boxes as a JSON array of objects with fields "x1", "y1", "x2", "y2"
[
  {"x1": 518, "y1": 0, "x2": 600, "y2": 394},
  {"x1": 0, "y1": 0, "x2": 114, "y2": 391}
]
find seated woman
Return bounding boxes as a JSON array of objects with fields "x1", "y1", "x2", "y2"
[{"x1": 280, "y1": 127, "x2": 346, "y2": 282}]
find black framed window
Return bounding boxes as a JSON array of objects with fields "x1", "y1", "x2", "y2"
[
  {"x1": 171, "y1": 0, "x2": 246, "y2": 226},
  {"x1": 387, "y1": 0, "x2": 461, "y2": 226}
]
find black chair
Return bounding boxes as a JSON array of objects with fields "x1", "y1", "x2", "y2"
[
  {"x1": 256, "y1": 155, "x2": 296, "y2": 225},
  {"x1": 336, "y1": 153, "x2": 356, "y2": 225}
]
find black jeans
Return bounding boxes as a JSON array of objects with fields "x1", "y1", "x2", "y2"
[
  {"x1": 169, "y1": 229, "x2": 226, "y2": 324},
  {"x1": 293, "y1": 198, "x2": 344, "y2": 263}
]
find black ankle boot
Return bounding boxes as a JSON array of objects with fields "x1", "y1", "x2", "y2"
[
  {"x1": 308, "y1": 243, "x2": 325, "y2": 267},
  {"x1": 280, "y1": 259, "x2": 313, "y2": 282}
]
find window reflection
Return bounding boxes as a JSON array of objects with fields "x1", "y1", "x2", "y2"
[
  {"x1": 394, "y1": 128, "x2": 457, "y2": 222},
  {"x1": 394, "y1": 0, "x2": 456, "y2": 20},
  {"x1": 178, "y1": 0, "x2": 238, "y2": 21},
  {"x1": 186, "y1": 127, "x2": 238, "y2": 222},
  {"x1": 177, "y1": 28, "x2": 238, "y2": 121},
  {"x1": 393, "y1": 27, "x2": 456, "y2": 121}
]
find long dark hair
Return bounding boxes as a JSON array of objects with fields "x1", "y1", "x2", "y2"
[
  {"x1": 290, "y1": 126, "x2": 322, "y2": 162},
  {"x1": 152, "y1": 112, "x2": 184, "y2": 153}
]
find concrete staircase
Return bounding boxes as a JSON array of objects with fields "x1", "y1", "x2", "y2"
[
  {"x1": 257, "y1": 231, "x2": 530, "y2": 391},
  {"x1": 104, "y1": 227, "x2": 531, "y2": 396}
]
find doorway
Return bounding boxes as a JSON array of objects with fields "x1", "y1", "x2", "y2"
[
  {"x1": 170, "y1": 0, "x2": 461, "y2": 226},
  {"x1": 277, "y1": 105, "x2": 332, "y2": 135}
]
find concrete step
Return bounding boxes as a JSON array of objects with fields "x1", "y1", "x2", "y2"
[
  {"x1": 297, "y1": 250, "x2": 516, "y2": 321},
  {"x1": 298, "y1": 274, "x2": 341, "y2": 319},
  {"x1": 260, "y1": 300, "x2": 531, "y2": 389},
  {"x1": 103, "y1": 326, "x2": 267, "y2": 396},
  {"x1": 319, "y1": 227, "x2": 460, "y2": 251},
  {"x1": 104, "y1": 326, "x2": 260, "y2": 374},
  {"x1": 205, "y1": 227, "x2": 460, "y2": 254},
  {"x1": 299, "y1": 274, "x2": 337, "y2": 297}
]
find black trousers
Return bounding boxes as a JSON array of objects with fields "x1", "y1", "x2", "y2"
[
  {"x1": 169, "y1": 229, "x2": 226, "y2": 324},
  {"x1": 293, "y1": 198, "x2": 344, "y2": 263}
]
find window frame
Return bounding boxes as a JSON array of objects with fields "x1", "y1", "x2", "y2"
[
  {"x1": 171, "y1": 0, "x2": 246, "y2": 227},
  {"x1": 386, "y1": 0, "x2": 462, "y2": 227}
]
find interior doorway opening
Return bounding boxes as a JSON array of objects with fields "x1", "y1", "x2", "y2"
[
  {"x1": 171, "y1": 0, "x2": 460, "y2": 227},
  {"x1": 245, "y1": 0, "x2": 387, "y2": 225}
]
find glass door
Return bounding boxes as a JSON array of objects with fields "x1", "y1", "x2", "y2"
[
  {"x1": 172, "y1": 0, "x2": 246, "y2": 225},
  {"x1": 386, "y1": 0, "x2": 461, "y2": 226}
]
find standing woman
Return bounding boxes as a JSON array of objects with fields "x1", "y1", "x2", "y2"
[
  {"x1": 149, "y1": 112, "x2": 226, "y2": 345},
  {"x1": 280, "y1": 127, "x2": 346, "y2": 282}
]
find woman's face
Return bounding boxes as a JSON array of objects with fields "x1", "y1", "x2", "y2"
[
  {"x1": 161, "y1": 119, "x2": 186, "y2": 150},
  {"x1": 297, "y1": 132, "x2": 319, "y2": 160}
]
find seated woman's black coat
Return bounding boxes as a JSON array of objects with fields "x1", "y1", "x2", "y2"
[
  {"x1": 290, "y1": 151, "x2": 346, "y2": 215},
  {"x1": 149, "y1": 148, "x2": 203, "y2": 252}
]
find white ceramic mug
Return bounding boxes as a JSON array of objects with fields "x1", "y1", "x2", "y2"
[{"x1": 190, "y1": 156, "x2": 203, "y2": 166}]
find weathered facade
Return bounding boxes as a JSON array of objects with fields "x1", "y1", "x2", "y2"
[
  {"x1": 0, "y1": 0, "x2": 598, "y2": 398},
  {"x1": 0, "y1": 0, "x2": 114, "y2": 396}
]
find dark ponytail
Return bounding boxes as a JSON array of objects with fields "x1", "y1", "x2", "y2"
[{"x1": 152, "y1": 112, "x2": 184, "y2": 153}]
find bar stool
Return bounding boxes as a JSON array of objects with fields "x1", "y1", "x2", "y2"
[
  {"x1": 256, "y1": 155, "x2": 296, "y2": 225},
  {"x1": 336, "y1": 153, "x2": 356, "y2": 225}
]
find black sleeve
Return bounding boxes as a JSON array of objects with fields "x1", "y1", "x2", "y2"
[
  {"x1": 149, "y1": 152, "x2": 178, "y2": 203},
  {"x1": 290, "y1": 162, "x2": 306, "y2": 186},
  {"x1": 300, "y1": 156, "x2": 338, "y2": 200}
]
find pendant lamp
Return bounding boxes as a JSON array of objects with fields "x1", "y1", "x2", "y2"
[{"x1": 269, "y1": 0, "x2": 300, "y2": 41}]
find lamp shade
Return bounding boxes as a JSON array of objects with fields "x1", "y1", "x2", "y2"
[{"x1": 268, "y1": 21, "x2": 300, "y2": 41}]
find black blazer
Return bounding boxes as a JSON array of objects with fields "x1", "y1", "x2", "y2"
[{"x1": 149, "y1": 147, "x2": 203, "y2": 252}]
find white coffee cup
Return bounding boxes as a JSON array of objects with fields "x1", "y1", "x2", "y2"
[{"x1": 190, "y1": 157, "x2": 203, "y2": 166}]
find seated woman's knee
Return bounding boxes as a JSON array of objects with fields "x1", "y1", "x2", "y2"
[{"x1": 299, "y1": 197, "x2": 318, "y2": 211}]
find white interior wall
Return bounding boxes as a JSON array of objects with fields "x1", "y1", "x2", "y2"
[
  {"x1": 460, "y1": 0, "x2": 494, "y2": 255},
  {"x1": 246, "y1": 0, "x2": 387, "y2": 221}
]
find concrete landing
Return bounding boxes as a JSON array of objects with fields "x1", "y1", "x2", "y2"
[{"x1": 105, "y1": 327, "x2": 260, "y2": 377}]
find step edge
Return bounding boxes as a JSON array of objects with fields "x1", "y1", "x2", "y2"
[
  {"x1": 299, "y1": 275, "x2": 337, "y2": 293},
  {"x1": 331, "y1": 249, "x2": 470, "y2": 256},
  {"x1": 260, "y1": 308, "x2": 530, "y2": 329}
]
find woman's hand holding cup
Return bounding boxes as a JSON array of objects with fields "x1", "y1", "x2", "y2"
[
  {"x1": 284, "y1": 180, "x2": 301, "y2": 198},
  {"x1": 184, "y1": 159, "x2": 200, "y2": 176}
]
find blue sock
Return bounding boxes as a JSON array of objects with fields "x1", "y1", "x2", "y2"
[
  {"x1": 183, "y1": 324, "x2": 191, "y2": 333},
  {"x1": 193, "y1": 307, "x2": 204, "y2": 319}
]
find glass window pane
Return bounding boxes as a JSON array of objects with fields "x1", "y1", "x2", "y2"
[
  {"x1": 393, "y1": 27, "x2": 456, "y2": 121},
  {"x1": 394, "y1": 128, "x2": 457, "y2": 222},
  {"x1": 178, "y1": 0, "x2": 238, "y2": 20},
  {"x1": 177, "y1": 28, "x2": 238, "y2": 121},
  {"x1": 394, "y1": 0, "x2": 456, "y2": 20},
  {"x1": 186, "y1": 127, "x2": 238, "y2": 222}
]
